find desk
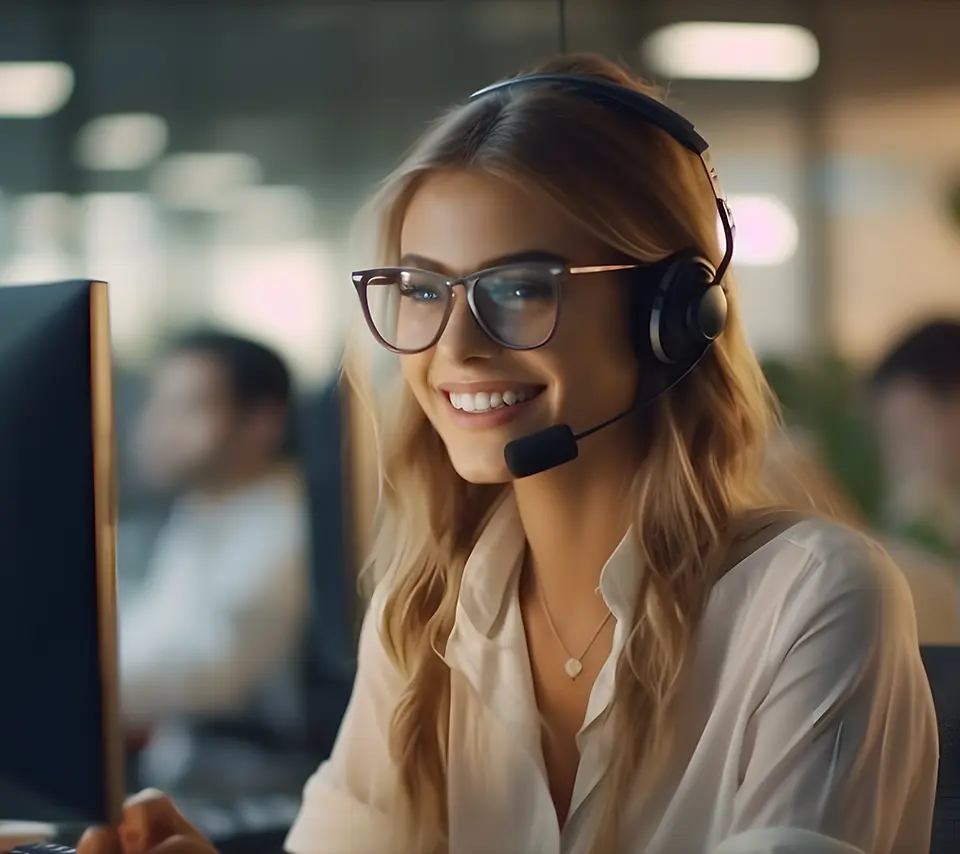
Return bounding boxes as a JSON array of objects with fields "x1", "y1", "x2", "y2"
[{"x1": 0, "y1": 821, "x2": 56, "y2": 850}]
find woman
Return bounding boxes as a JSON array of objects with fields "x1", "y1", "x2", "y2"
[{"x1": 79, "y1": 54, "x2": 937, "y2": 854}]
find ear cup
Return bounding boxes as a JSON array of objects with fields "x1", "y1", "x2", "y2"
[
  {"x1": 645, "y1": 250, "x2": 726, "y2": 364},
  {"x1": 695, "y1": 281, "x2": 728, "y2": 342}
]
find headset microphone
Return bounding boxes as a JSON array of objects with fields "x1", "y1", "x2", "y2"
[
  {"x1": 503, "y1": 353, "x2": 707, "y2": 479},
  {"x1": 504, "y1": 411, "x2": 628, "y2": 479}
]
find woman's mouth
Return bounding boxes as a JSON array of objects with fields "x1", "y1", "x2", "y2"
[
  {"x1": 447, "y1": 387, "x2": 543, "y2": 413},
  {"x1": 440, "y1": 385, "x2": 547, "y2": 429}
]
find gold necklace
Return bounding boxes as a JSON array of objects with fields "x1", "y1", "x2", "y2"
[{"x1": 532, "y1": 572, "x2": 613, "y2": 680}]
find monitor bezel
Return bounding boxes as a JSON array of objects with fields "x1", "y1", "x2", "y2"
[{"x1": 89, "y1": 280, "x2": 124, "y2": 826}]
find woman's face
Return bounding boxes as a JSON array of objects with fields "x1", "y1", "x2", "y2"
[{"x1": 398, "y1": 169, "x2": 642, "y2": 484}]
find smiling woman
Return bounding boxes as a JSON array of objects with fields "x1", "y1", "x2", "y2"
[{"x1": 298, "y1": 53, "x2": 935, "y2": 854}]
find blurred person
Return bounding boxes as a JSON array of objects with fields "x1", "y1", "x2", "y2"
[
  {"x1": 120, "y1": 329, "x2": 312, "y2": 797},
  {"x1": 766, "y1": 427, "x2": 960, "y2": 644},
  {"x1": 870, "y1": 320, "x2": 960, "y2": 559},
  {"x1": 79, "y1": 55, "x2": 936, "y2": 854}
]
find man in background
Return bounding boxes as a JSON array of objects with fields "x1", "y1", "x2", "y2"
[
  {"x1": 120, "y1": 329, "x2": 312, "y2": 798},
  {"x1": 870, "y1": 320, "x2": 960, "y2": 560}
]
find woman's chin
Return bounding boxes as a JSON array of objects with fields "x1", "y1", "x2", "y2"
[{"x1": 447, "y1": 445, "x2": 515, "y2": 485}]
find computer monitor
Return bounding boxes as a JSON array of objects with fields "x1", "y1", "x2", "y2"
[
  {"x1": 920, "y1": 644, "x2": 960, "y2": 853},
  {"x1": 0, "y1": 280, "x2": 123, "y2": 827}
]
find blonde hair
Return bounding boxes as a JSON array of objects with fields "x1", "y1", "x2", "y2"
[{"x1": 349, "y1": 54, "x2": 783, "y2": 853}]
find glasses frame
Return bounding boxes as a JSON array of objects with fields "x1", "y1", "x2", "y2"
[{"x1": 352, "y1": 261, "x2": 638, "y2": 355}]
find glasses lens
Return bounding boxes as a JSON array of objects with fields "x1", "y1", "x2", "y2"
[
  {"x1": 473, "y1": 264, "x2": 560, "y2": 348},
  {"x1": 363, "y1": 269, "x2": 451, "y2": 352}
]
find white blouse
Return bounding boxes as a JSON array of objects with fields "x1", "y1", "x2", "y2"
[{"x1": 285, "y1": 495, "x2": 938, "y2": 854}]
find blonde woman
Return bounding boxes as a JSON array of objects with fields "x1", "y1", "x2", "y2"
[{"x1": 78, "y1": 55, "x2": 936, "y2": 854}]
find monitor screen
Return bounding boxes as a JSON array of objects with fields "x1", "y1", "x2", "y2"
[{"x1": 0, "y1": 280, "x2": 122, "y2": 826}]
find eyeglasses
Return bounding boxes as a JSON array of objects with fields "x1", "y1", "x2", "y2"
[{"x1": 352, "y1": 260, "x2": 638, "y2": 355}]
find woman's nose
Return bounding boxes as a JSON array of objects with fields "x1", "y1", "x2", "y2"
[{"x1": 436, "y1": 288, "x2": 497, "y2": 362}]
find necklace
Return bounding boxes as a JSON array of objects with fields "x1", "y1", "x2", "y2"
[{"x1": 532, "y1": 573, "x2": 613, "y2": 680}]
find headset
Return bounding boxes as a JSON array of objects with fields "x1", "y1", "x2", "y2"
[{"x1": 467, "y1": 73, "x2": 738, "y2": 478}]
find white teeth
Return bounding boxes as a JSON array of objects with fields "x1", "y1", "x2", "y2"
[{"x1": 448, "y1": 389, "x2": 536, "y2": 413}]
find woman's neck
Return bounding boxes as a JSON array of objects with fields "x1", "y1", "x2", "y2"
[{"x1": 512, "y1": 442, "x2": 637, "y2": 615}]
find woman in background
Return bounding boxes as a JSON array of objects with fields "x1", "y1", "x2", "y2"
[{"x1": 78, "y1": 54, "x2": 936, "y2": 854}]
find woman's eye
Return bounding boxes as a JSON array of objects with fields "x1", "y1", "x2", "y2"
[{"x1": 399, "y1": 284, "x2": 442, "y2": 301}]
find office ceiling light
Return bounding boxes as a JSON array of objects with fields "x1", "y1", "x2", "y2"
[
  {"x1": 0, "y1": 62, "x2": 74, "y2": 118},
  {"x1": 723, "y1": 194, "x2": 799, "y2": 266},
  {"x1": 76, "y1": 113, "x2": 168, "y2": 170},
  {"x1": 642, "y1": 22, "x2": 819, "y2": 82},
  {"x1": 151, "y1": 152, "x2": 261, "y2": 211}
]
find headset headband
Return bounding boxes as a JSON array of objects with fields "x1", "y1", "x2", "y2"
[{"x1": 469, "y1": 73, "x2": 736, "y2": 287}]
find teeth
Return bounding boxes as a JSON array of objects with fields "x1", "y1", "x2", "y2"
[{"x1": 448, "y1": 389, "x2": 535, "y2": 412}]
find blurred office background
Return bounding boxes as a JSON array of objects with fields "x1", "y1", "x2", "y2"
[{"x1": 2, "y1": 0, "x2": 960, "y2": 813}]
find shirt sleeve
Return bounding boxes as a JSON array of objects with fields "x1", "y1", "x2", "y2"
[
  {"x1": 285, "y1": 583, "x2": 408, "y2": 854},
  {"x1": 716, "y1": 539, "x2": 939, "y2": 854},
  {"x1": 120, "y1": 496, "x2": 309, "y2": 724}
]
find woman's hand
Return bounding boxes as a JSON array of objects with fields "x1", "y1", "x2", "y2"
[{"x1": 77, "y1": 790, "x2": 217, "y2": 854}]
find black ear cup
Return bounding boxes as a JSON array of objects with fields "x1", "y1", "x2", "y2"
[
  {"x1": 695, "y1": 281, "x2": 728, "y2": 341},
  {"x1": 628, "y1": 249, "x2": 729, "y2": 365},
  {"x1": 644, "y1": 249, "x2": 727, "y2": 365}
]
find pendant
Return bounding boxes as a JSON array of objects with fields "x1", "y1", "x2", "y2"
[{"x1": 564, "y1": 657, "x2": 583, "y2": 679}]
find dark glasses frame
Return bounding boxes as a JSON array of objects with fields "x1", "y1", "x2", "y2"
[{"x1": 352, "y1": 261, "x2": 638, "y2": 355}]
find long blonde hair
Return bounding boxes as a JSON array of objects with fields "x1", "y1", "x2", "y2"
[{"x1": 350, "y1": 54, "x2": 782, "y2": 853}]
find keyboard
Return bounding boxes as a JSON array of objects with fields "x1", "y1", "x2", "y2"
[{"x1": 8, "y1": 845, "x2": 74, "y2": 854}]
